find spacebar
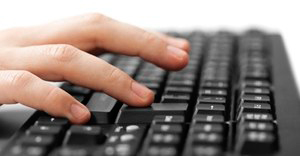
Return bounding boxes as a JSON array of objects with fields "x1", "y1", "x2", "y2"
[
  {"x1": 116, "y1": 103, "x2": 188, "y2": 124},
  {"x1": 86, "y1": 92, "x2": 121, "y2": 124}
]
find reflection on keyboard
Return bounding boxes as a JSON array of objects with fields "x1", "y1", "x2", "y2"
[{"x1": 3, "y1": 30, "x2": 283, "y2": 156}]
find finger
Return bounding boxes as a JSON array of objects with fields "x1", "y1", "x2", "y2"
[
  {"x1": 0, "y1": 70, "x2": 90, "y2": 124},
  {"x1": 2, "y1": 13, "x2": 189, "y2": 70},
  {"x1": 151, "y1": 31, "x2": 190, "y2": 52},
  {"x1": 3, "y1": 45, "x2": 154, "y2": 107}
]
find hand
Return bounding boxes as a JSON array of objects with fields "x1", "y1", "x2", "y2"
[{"x1": 0, "y1": 13, "x2": 190, "y2": 124}]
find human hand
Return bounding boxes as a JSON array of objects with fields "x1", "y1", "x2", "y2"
[{"x1": 0, "y1": 13, "x2": 190, "y2": 124}]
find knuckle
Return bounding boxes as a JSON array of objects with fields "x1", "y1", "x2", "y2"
[
  {"x1": 8, "y1": 70, "x2": 34, "y2": 87},
  {"x1": 106, "y1": 67, "x2": 126, "y2": 85},
  {"x1": 45, "y1": 44, "x2": 78, "y2": 62},
  {"x1": 142, "y1": 31, "x2": 162, "y2": 45},
  {"x1": 42, "y1": 87, "x2": 63, "y2": 111},
  {"x1": 83, "y1": 13, "x2": 111, "y2": 24}
]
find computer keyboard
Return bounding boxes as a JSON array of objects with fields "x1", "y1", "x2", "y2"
[{"x1": 2, "y1": 30, "x2": 300, "y2": 156}]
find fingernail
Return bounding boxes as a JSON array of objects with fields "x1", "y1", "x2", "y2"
[
  {"x1": 167, "y1": 45, "x2": 186, "y2": 58},
  {"x1": 70, "y1": 103, "x2": 89, "y2": 119},
  {"x1": 168, "y1": 38, "x2": 188, "y2": 48},
  {"x1": 131, "y1": 81, "x2": 152, "y2": 99}
]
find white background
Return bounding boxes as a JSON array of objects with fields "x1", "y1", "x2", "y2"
[{"x1": 0, "y1": 0, "x2": 299, "y2": 91}]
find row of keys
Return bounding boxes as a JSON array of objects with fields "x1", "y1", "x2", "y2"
[
  {"x1": 235, "y1": 32, "x2": 278, "y2": 154},
  {"x1": 184, "y1": 33, "x2": 234, "y2": 155}
]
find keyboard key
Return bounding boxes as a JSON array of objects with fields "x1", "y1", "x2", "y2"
[
  {"x1": 192, "y1": 145, "x2": 222, "y2": 156},
  {"x1": 238, "y1": 102, "x2": 271, "y2": 113},
  {"x1": 64, "y1": 125, "x2": 106, "y2": 145},
  {"x1": 243, "y1": 87, "x2": 270, "y2": 95},
  {"x1": 193, "y1": 123, "x2": 224, "y2": 133},
  {"x1": 151, "y1": 124, "x2": 183, "y2": 133},
  {"x1": 193, "y1": 133, "x2": 223, "y2": 144},
  {"x1": 198, "y1": 96, "x2": 226, "y2": 104},
  {"x1": 8, "y1": 145, "x2": 46, "y2": 156},
  {"x1": 193, "y1": 114, "x2": 225, "y2": 123},
  {"x1": 238, "y1": 131, "x2": 276, "y2": 154},
  {"x1": 35, "y1": 116, "x2": 68, "y2": 126},
  {"x1": 239, "y1": 113, "x2": 273, "y2": 122},
  {"x1": 161, "y1": 94, "x2": 190, "y2": 103},
  {"x1": 199, "y1": 89, "x2": 227, "y2": 96},
  {"x1": 241, "y1": 95, "x2": 270, "y2": 103},
  {"x1": 86, "y1": 92, "x2": 120, "y2": 124},
  {"x1": 164, "y1": 86, "x2": 193, "y2": 94},
  {"x1": 111, "y1": 125, "x2": 145, "y2": 133},
  {"x1": 241, "y1": 122, "x2": 274, "y2": 131},
  {"x1": 18, "y1": 135, "x2": 55, "y2": 147},
  {"x1": 243, "y1": 80, "x2": 270, "y2": 88},
  {"x1": 147, "y1": 146, "x2": 178, "y2": 156},
  {"x1": 51, "y1": 146, "x2": 92, "y2": 156},
  {"x1": 201, "y1": 81, "x2": 228, "y2": 89},
  {"x1": 167, "y1": 80, "x2": 194, "y2": 87},
  {"x1": 116, "y1": 103, "x2": 188, "y2": 124},
  {"x1": 151, "y1": 133, "x2": 180, "y2": 145},
  {"x1": 152, "y1": 115, "x2": 185, "y2": 124},
  {"x1": 27, "y1": 125, "x2": 63, "y2": 136},
  {"x1": 100, "y1": 144, "x2": 135, "y2": 156},
  {"x1": 196, "y1": 104, "x2": 225, "y2": 115}
]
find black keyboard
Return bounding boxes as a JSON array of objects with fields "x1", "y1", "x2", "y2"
[{"x1": 2, "y1": 30, "x2": 300, "y2": 156}]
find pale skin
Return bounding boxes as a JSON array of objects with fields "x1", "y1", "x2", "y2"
[{"x1": 0, "y1": 13, "x2": 190, "y2": 124}]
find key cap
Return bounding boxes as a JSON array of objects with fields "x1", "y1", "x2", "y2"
[
  {"x1": 151, "y1": 133, "x2": 181, "y2": 145},
  {"x1": 164, "y1": 86, "x2": 193, "y2": 94},
  {"x1": 193, "y1": 123, "x2": 224, "y2": 133},
  {"x1": 151, "y1": 124, "x2": 183, "y2": 133},
  {"x1": 193, "y1": 114, "x2": 225, "y2": 123},
  {"x1": 241, "y1": 122, "x2": 274, "y2": 131},
  {"x1": 64, "y1": 125, "x2": 106, "y2": 145},
  {"x1": 243, "y1": 87, "x2": 270, "y2": 95},
  {"x1": 27, "y1": 125, "x2": 63, "y2": 136},
  {"x1": 201, "y1": 81, "x2": 228, "y2": 89},
  {"x1": 152, "y1": 115, "x2": 185, "y2": 124},
  {"x1": 243, "y1": 80, "x2": 270, "y2": 88},
  {"x1": 18, "y1": 135, "x2": 55, "y2": 147},
  {"x1": 239, "y1": 113, "x2": 273, "y2": 122},
  {"x1": 161, "y1": 94, "x2": 190, "y2": 103},
  {"x1": 199, "y1": 89, "x2": 227, "y2": 96},
  {"x1": 8, "y1": 145, "x2": 46, "y2": 156},
  {"x1": 245, "y1": 71, "x2": 269, "y2": 79},
  {"x1": 35, "y1": 116, "x2": 68, "y2": 126},
  {"x1": 116, "y1": 103, "x2": 188, "y2": 124},
  {"x1": 50, "y1": 146, "x2": 92, "y2": 156},
  {"x1": 241, "y1": 95, "x2": 270, "y2": 103},
  {"x1": 238, "y1": 131, "x2": 276, "y2": 154},
  {"x1": 111, "y1": 125, "x2": 145, "y2": 133},
  {"x1": 86, "y1": 92, "x2": 120, "y2": 124},
  {"x1": 196, "y1": 104, "x2": 225, "y2": 115},
  {"x1": 193, "y1": 133, "x2": 223, "y2": 144},
  {"x1": 198, "y1": 96, "x2": 226, "y2": 104},
  {"x1": 238, "y1": 102, "x2": 271, "y2": 113},
  {"x1": 192, "y1": 145, "x2": 222, "y2": 156},
  {"x1": 167, "y1": 80, "x2": 194, "y2": 87},
  {"x1": 146, "y1": 146, "x2": 178, "y2": 156},
  {"x1": 136, "y1": 76, "x2": 164, "y2": 83}
]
